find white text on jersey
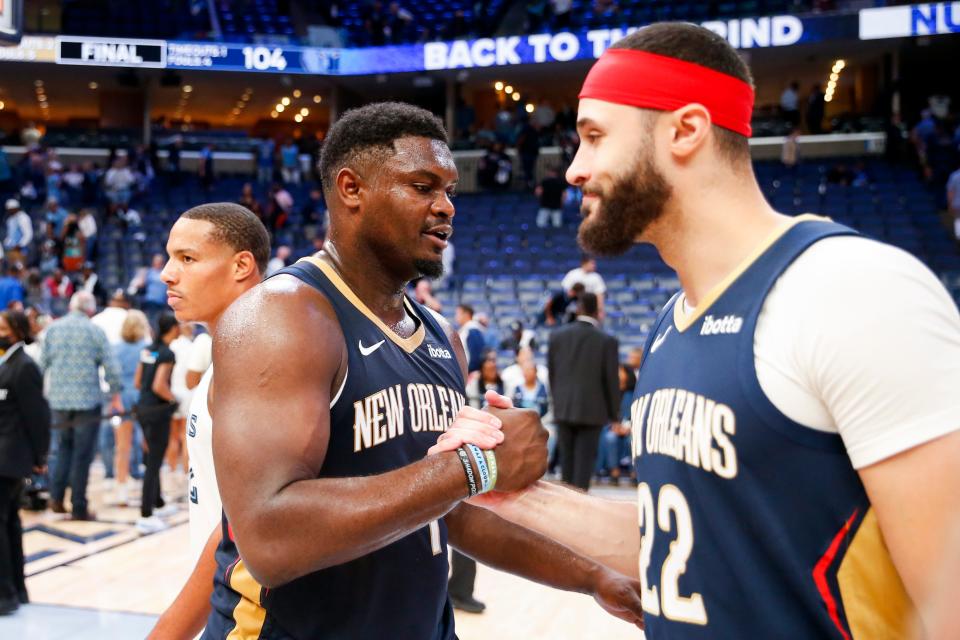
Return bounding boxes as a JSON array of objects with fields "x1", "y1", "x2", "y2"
[
  {"x1": 700, "y1": 315, "x2": 744, "y2": 336},
  {"x1": 353, "y1": 383, "x2": 466, "y2": 452}
]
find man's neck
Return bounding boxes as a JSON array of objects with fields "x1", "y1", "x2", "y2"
[
  {"x1": 648, "y1": 178, "x2": 789, "y2": 308},
  {"x1": 319, "y1": 238, "x2": 410, "y2": 325}
]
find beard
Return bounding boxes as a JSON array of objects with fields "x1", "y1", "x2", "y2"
[
  {"x1": 577, "y1": 147, "x2": 672, "y2": 256},
  {"x1": 414, "y1": 257, "x2": 444, "y2": 279}
]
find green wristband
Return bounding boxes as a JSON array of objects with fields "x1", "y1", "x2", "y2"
[{"x1": 483, "y1": 449, "x2": 498, "y2": 491}]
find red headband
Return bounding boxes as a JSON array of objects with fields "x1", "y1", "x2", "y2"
[{"x1": 579, "y1": 49, "x2": 754, "y2": 137}]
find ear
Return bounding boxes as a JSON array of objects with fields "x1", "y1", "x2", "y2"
[
  {"x1": 335, "y1": 167, "x2": 363, "y2": 210},
  {"x1": 667, "y1": 104, "x2": 712, "y2": 161},
  {"x1": 233, "y1": 251, "x2": 259, "y2": 282}
]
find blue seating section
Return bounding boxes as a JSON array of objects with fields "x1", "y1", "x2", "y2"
[{"x1": 94, "y1": 157, "x2": 960, "y2": 365}]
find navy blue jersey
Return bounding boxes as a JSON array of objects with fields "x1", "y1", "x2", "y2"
[
  {"x1": 204, "y1": 257, "x2": 466, "y2": 640},
  {"x1": 631, "y1": 218, "x2": 913, "y2": 639}
]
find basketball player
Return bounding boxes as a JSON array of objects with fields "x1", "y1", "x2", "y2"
[
  {"x1": 148, "y1": 203, "x2": 271, "y2": 638},
  {"x1": 203, "y1": 102, "x2": 645, "y2": 639},
  {"x1": 456, "y1": 23, "x2": 960, "y2": 639}
]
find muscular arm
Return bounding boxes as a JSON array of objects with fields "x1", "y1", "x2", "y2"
[
  {"x1": 213, "y1": 278, "x2": 476, "y2": 588},
  {"x1": 148, "y1": 525, "x2": 221, "y2": 640},
  {"x1": 858, "y1": 430, "x2": 960, "y2": 630},
  {"x1": 471, "y1": 481, "x2": 640, "y2": 580}
]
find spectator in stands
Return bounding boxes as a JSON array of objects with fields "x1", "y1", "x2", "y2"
[
  {"x1": 267, "y1": 183, "x2": 294, "y2": 232},
  {"x1": 0, "y1": 265, "x2": 24, "y2": 312},
  {"x1": 109, "y1": 310, "x2": 150, "y2": 506},
  {"x1": 44, "y1": 269, "x2": 73, "y2": 317},
  {"x1": 525, "y1": 0, "x2": 548, "y2": 31},
  {"x1": 500, "y1": 320, "x2": 536, "y2": 354},
  {"x1": 257, "y1": 138, "x2": 276, "y2": 185},
  {"x1": 238, "y1": 183, "x2": 265, "y2": 222},
  {"x1": 593, "y1": 0, "x2": 619, "y2": 16},
  {"x1": 925, "y1": 121, "x2": 960, "y2": 210},
  {"x1": 134, "y1": 313, "x2": 180, "y2": 534},
  {"x1": 37, "y1": 225, "x2": 62, "y2": 276},
  {"x1": 60, "y1": 215, "x2": 85, "y2": 273},
  {"x1": 17, "y1": 181, "x2": 37, "y2": 211},
  {"x1": 780, "y1": 81, "x2": 800, "y2": 127},
  {"x1": 547, "y1": 292, "x2": 619, "y2": 491},
  {"x1": 78, "y1": 209, "x2": 98, "y2": 262},
  {"x1": 806, "y1": 84, "x2": 825, "y2": 134},
  {"x1": 167, "y1": 137, "x2": 183, "y2": 184},
  {"x1": 541, "y1": 281, "x2": 583, "y2": 326},
  {"x1": 562, "y1": 256, "x2": 606, "y2": 319},
  {"x1": 80, "y1": 162, "x2": 100, "y2": 206},
  {"x1": 167, "y1": 323, "x2": 195, "y2": 481},
  {"x1": 363, "y1": 0, "x2": 388, "y2": 46},
  {"x1": 3, "y1": 200, "x2": 32, "y2": 265},
  {"x1": 104, "y1": 158, "x2": 136, "y2": 206},
  {"x1": 597, "y1": 364, "x2": 636, "y2": 486},
  {"x1": 45, "y1": 166, "x2": 62, "y2": 205},
  {"x1": 885, "y1": 113, "x2": 909, "y2": 165},
  {"x1": 450, "y1": 354, "x2": 504, "y2": 613},
  {"x1": 92, "y1": 289, "x2": 134, "y2": 346},
  {"x1": 511, "y1": 359, "x2": 550, "y2": 419},
  {"x1": 266, "y1": 245, "x2": 292, "y2": 277},
  {"x1": 43, "y1": 197, "x2": 69, "y2": 239},
  {"x1": 77, "y1": 263, "x2": 105, "y2": 308},
  {"x1": 536, "y1": 165, "x2": 565, "y2": 228},
  {"x1": 455, "y1": 303, "x2": 486, "y2": 373},
  {"x1": 477, "y1": 142, "x2": 512, "y2": 190},
  {"x1": 476, "y1": 311, "x2": 499, "y2": 351},
  {"x1": 781, "y1": 127, "x2": 800, "y2": 175},
  {"x1": 948, "y1": 164, "x2": 960, "y2": 241},
  {"x1": 42, "y1": 291, "x2": 122, "y2": 521},
  {"x1": 501, "y1": 345, "x2": 549, "y2": 395},
  {"x1": 0, "y1": 309, "x2": 50, "y2": 615},
  {"x1": 851, "y1": 161, "x2": 871, "y2": 188},
  {"x1": 61, "y1": 164, "x2": 84, "y2": 205},
  {"x1": 114, "y1": 202, "x2": 143, "y2": 237},
  {"x1": 446, "y1": 9, "x2": 469, "y2": 39},
  {"x1": 827, "y1": 162, "x2": 853, "y2": 186},
  {"x1": 435, "y1": 240, "x2": 454, "y2": 290},
  {"x1": 301, "y1": 189, "x2": 326, "y2": 240},
  {"x1": 199, "y1": 144, "x2": 215, "y2": 193},
  {"x1": 23, "y1": 272, "x2": 48, "y2": 316},
  {"x1": 142, "y1": 254, "x2": 169, "y2": 325},
  {"x1": 413, "y1": 278, "x2": 442, "y2": 312},
  {"x1": 517, "y1": 120, "x2": 541, "y2": 189},
  {"x1": 386, "y1": 1, "x2": 413, "y2": 43},
  {"x1": 280, "y1": 139, "x2": 301, "y2": 186}
]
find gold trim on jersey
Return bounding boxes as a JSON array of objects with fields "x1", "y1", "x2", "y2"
[
  {"x1": 836, "y1": 509, "x2": 914, "y2": 639},
  {"x1": 298, "y1": 256, "x2": 426, "y2": 354},
  {"x1": 673, "y1": 214, "x2": 827, "y2": 333},
  {"x1": 226, "y1": 560, "x2": 267, "y2": 640}
]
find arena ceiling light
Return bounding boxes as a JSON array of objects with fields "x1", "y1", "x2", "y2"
[
  {"x1": 294, "y1": 113, "x2": 303, "y2": 123},
  {"x1": 313, "y1": 94, "x2": 322, "y2": 103},
  {"x1": 825, "y1": 59, "x2": 845, "y2": 103},
  {"x1": 0, "y1": 101, "x2": 5, "y2": 110},
  {"x1": 512, "y1": 92, "x2": 520, "y2": 102},
  {"x1": 300, "y1": 107, "x2": 309, "y2": 117},
  {"x1": 293, "y1": 89, "x2": 301, "y2": 98},
  {"x1": 276, "y1": 103, "x2": 285, "y2": 112},
  {"x1": 494, "y1": 81, "x2": 504, "y2": 91},
  {"x1": 281, "y1": 96, "x2": 290, "y2": 106},
  {"x1": 88, "y1": 82, "x2": 98, "y2": 90},
  {"x1": 525, "y1": 103, "x2": 535, "y2": 113},
  {"x1": 504, "y1": 85, "x2": 513, "y2": 94},
  {"x1": 183, "y1": 85, "x2": 193, "y2": 93},
  {"x1": 270, "y1": 110, "x2": 278, "y2": 118}
]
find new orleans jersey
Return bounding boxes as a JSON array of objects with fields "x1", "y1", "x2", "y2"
[
  {"x1": 631, "y1": 218, "x2": 918, "y2": 639},
  {"x1": 203, "y1": 257, "x2": 466, "y2": 640}
]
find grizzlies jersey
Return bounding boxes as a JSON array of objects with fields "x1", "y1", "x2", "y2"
[
  {"x1": 631, "y1": 217, "x2": 914, "y2": 639},
  {"x1": 204, "y1": 257, "x2": 466, "y2": 640}
]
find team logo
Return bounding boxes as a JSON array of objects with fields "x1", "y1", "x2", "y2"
[
  {"x1": 359, "y1": 339, "x2": 385, "y2": 356},
  {"x1": 188, "y1": 414, "x2": 197, "y2": 437},
  {"x1": 700, "y1": 314, "x2": 744, "y2": 336},
  {"x1": 427, "y1": 344, "x2": 452, "y2": 359}
]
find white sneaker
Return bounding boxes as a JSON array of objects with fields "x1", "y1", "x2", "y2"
[
  {"x1": 155, "y1": 504, "x2": 179, "y2": 518},
  {"x1": 136, "y1": 515, "x2": 168, "y2": 535}
]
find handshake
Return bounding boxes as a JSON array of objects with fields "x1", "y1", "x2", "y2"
[{"x1": 430, "y1": 390, "x2": 549, "y2": 494}]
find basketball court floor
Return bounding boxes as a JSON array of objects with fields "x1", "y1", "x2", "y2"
[{"x1": 3, "y1": 464, "x2": 644, "y2": 639}]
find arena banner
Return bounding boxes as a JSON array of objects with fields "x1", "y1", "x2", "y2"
[{"x1": 859, "y1": 2, "x2": 960, "y2": 40}]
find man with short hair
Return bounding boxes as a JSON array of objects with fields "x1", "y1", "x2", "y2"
[
  {"x1": 455, "y1": 303, "x2": 486, "y2": 374},
  {"x1": 149, "y1": 202, "x2": 271, "y2": 638},
  {"x1": 3, "y1": 200, "x2": 32, "y2": 264},
  {"x1": 41, "y1": 291, "x2": 122, "y2": 521},
  {"x1": 536, "y1": 165, "x2": 565, "y2": 228},
  {"x1": 200, "y1": 103, "x2": 643, "y2": 639},
  {"x1": 464, "y1": 22, "x2": 960, "y2": 638},
  {"x1": 547, "y1": 292, "x2": 619, "y2": 491},
  {"x1": 43, "y1": 197, "x2": 68, "y2": 237}
]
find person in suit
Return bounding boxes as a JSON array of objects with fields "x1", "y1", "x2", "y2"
[
  {"x1": 0, "y1": 309, "x2": 51, "y2": 615},
  {"x1": 547, "y1": 292, "x2": 619, "y2": 491}
]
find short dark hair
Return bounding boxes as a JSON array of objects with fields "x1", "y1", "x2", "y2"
[
  {"x1": 611, "y1": 23, "x2": 753, "y2": 165},
  {"x1": 1, "y1": 310, "x2": 33, "y2": 344},
  {"x1": 181, "y1": 203, "x2": 271, "y2": 276},
  {"x1": 457, "y1": 304, "x2": 474, "y2": 318},
  {"x1": 570, "y1": 282, "x2": 586, "y2": 296},
  {"x1": 578, "y1": 292, "x2": 599, "y2": 317},
  {"x1": 156, "y1": 313, "x2": 179, "y2": 340},
  {"x1": 319, "y1": 102, "x2": 448, "y2": 196},
  {"x1": 619, "y1": 363, "x2": 637, "y2": 390}
]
